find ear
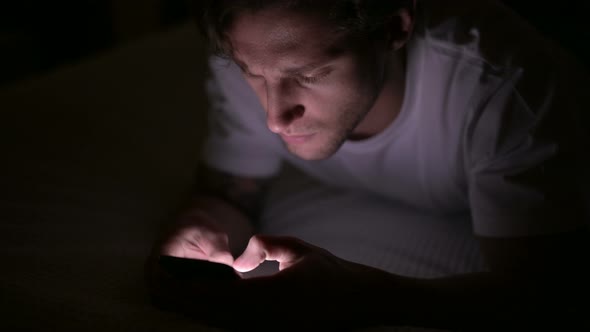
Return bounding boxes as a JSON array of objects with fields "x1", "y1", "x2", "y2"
[{"x1": 386, "y1": 7, "x2": 415, "y2": 51}]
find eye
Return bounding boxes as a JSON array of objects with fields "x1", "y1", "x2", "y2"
[
  {"x1": 244, "y1": 71, "x2": 263, "y2": 80},
  {"x1": 297, "y1": 69, "x2": 331, "y2": 85},
  {"x1": 237, "y1": 65, "x2": 263, "y2": 81},
  {"x1": 242, "y1": 72, "x2": 265, "y2": 85},
  {"x1": 299, "y1": 75, "x2": 321, "y2": 84}
]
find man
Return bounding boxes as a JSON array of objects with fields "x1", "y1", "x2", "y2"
[{"x1": 147, "y1": 0, "x2": 589, "y2": 330}]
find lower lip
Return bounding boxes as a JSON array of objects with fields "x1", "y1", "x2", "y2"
[{"x1": 281, "y1": 133, "x2": 314, "y2": 144}]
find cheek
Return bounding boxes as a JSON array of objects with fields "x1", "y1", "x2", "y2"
[
  {"x1": 302, "y1": 86, "x2": 369, "y2": 133},
  {"x1": 309, "y1": 75, "x2": 376, "y2": 115},
  {"x1": 310, "y1": 71, "x2": 380, "y2": 132},
  {"x1": 303, "y1": 86, "x2": 355, "y2": 119}
]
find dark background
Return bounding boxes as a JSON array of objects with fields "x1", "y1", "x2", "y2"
[
  {"x1": 0, "y1": 1, "x2": 588, "y2": 87},
  {"x1": 0, "y1": 0, "x2": 192, "y2": 87}
]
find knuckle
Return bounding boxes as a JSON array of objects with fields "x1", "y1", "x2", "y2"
[{"x1": 249, "y1": 234, "x2": 265, "y2": 248}]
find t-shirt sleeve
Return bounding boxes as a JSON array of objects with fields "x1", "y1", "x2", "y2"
[
  {"x1": 201, "y1": 57, "x2": 283, "y2": 178},
  {"x1": 465, "y1": 67, "x2": 589, "y2": 238}
]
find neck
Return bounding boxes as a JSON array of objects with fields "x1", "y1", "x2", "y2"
[{"x1": 349, "y1": 49, "x2": 407, "y2": 140}]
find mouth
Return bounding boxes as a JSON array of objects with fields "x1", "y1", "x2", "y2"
[{"x1": 280, "y1": 133, "x2": 315, "y2": 144}]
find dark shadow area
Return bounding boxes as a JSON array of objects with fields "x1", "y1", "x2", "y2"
[
  {"x1": 0, "y1": 0, "x2": 192, "y2": 87},
  {"x1": 502, "y1": 1, "x2": 590, "y2": 69}
]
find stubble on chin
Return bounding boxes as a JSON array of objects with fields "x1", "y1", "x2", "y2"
[
  {"x1": 286, "y1": 102, "x2": 371, "y2": 160},
  {"x1": 285, "y1": 131, "x2": 347, "y2": 161}
]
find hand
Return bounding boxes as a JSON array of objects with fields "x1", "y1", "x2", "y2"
[
  {"x1": 160, "y1": 235, "x2": 397, "y2": 331},
  {"x1": 151, "y1": 195, "x2": 255, "y2": 266},
  {"x1": 158, "y1": 207, "x2": 234, "y2": 265},
  {"x1": 145, "y1": 205, "x2": 236, "y2": 311}
]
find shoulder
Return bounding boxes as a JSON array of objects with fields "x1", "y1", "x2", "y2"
[
  {"x1": 413, "y1": 0, "x2": 588, "y2": 149},
  {"x1": 417, "y1": 0, "x2": 568, "y2": 66},
  {"x1": 415, "y1": 0, "x2": 587, "y2": 91}
]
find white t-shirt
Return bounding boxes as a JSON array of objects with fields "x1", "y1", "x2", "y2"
[{"x1": 202, "y1": 0, "x2": 589, "y2": 238}]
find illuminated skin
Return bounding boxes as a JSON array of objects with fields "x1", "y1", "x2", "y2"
[{"x1": 227, "y1": 6, "x2": 409, "y2": 160}]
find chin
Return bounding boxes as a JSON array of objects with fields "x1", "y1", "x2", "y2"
[
  {"x1": 281, "y1": 130, "x2": 347, "y2": 160},
  {"x1": 289, "y1": 149, "x2": 329, "y2": 161},
  {"x1": 285, "y1": 139, "x2": 342, "y2": 161}
]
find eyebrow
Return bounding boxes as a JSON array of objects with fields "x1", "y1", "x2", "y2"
[
  {"x1": 282, "y1": 60, "x2": 331, "y2": 75},
  {"x1": 234, "y1": 58, "x2": 330, "y2": 76}
]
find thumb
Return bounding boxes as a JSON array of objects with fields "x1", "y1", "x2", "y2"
[{"x1": 233, "y1": 235, "x2": 304, "y2": 272}]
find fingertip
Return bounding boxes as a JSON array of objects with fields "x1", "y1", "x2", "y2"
[
  {"x1": 232, "y1": 257, "x2": 250, "y2": 273},
  {"x1": 232, "y1": 235, "x2": 268, "y2": 272},
  {"x1": 210, "y1": 251, "x2": 235, "y2": 266},
  {"x1": 233, "y1": 255, "x2": 263, "y2": 273}
]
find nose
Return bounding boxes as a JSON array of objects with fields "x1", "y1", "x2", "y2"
[{"x1": 265, "y1": 82, "x2": 305, "y2": 134}]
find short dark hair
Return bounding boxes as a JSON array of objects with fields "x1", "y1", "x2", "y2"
[{"x1": 190, "y1": 0, "x2": 414, "y2": 58}]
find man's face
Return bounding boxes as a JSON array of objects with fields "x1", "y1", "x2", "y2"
[{"x1": 227, "y1": 6, "x2": 388, "y2": 160}]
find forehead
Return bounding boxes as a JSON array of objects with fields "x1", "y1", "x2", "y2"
[{"x1": 227, "y1": 6, "x2": 350, "y2": 71}]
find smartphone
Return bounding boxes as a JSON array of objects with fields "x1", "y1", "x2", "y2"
[{"x1": 158, "y1": 255, "x2": 241, "y2": 281}]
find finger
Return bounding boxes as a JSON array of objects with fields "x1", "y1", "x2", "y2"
[
  {"x1": 159, "y1": 238, "x2": 208, "y2": 260},
  {"x1": 232, "y1": 236, "x2": 266, "y2": 273},
  {"x1": 198, "y1": 229, "x2": 234, "y2": 266},
  {"x1": 233, "y1": 235, "x2": 304, "y2": 272},
  {"x1": 208, "y1": 250, "x2": 235, "y2": 266},
  {"x1": 160, "y1": 221, "x2": 234, "y2": 265},
  {"x1": 159, "y1": 220, "x2": 210, "y2": 259}
]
